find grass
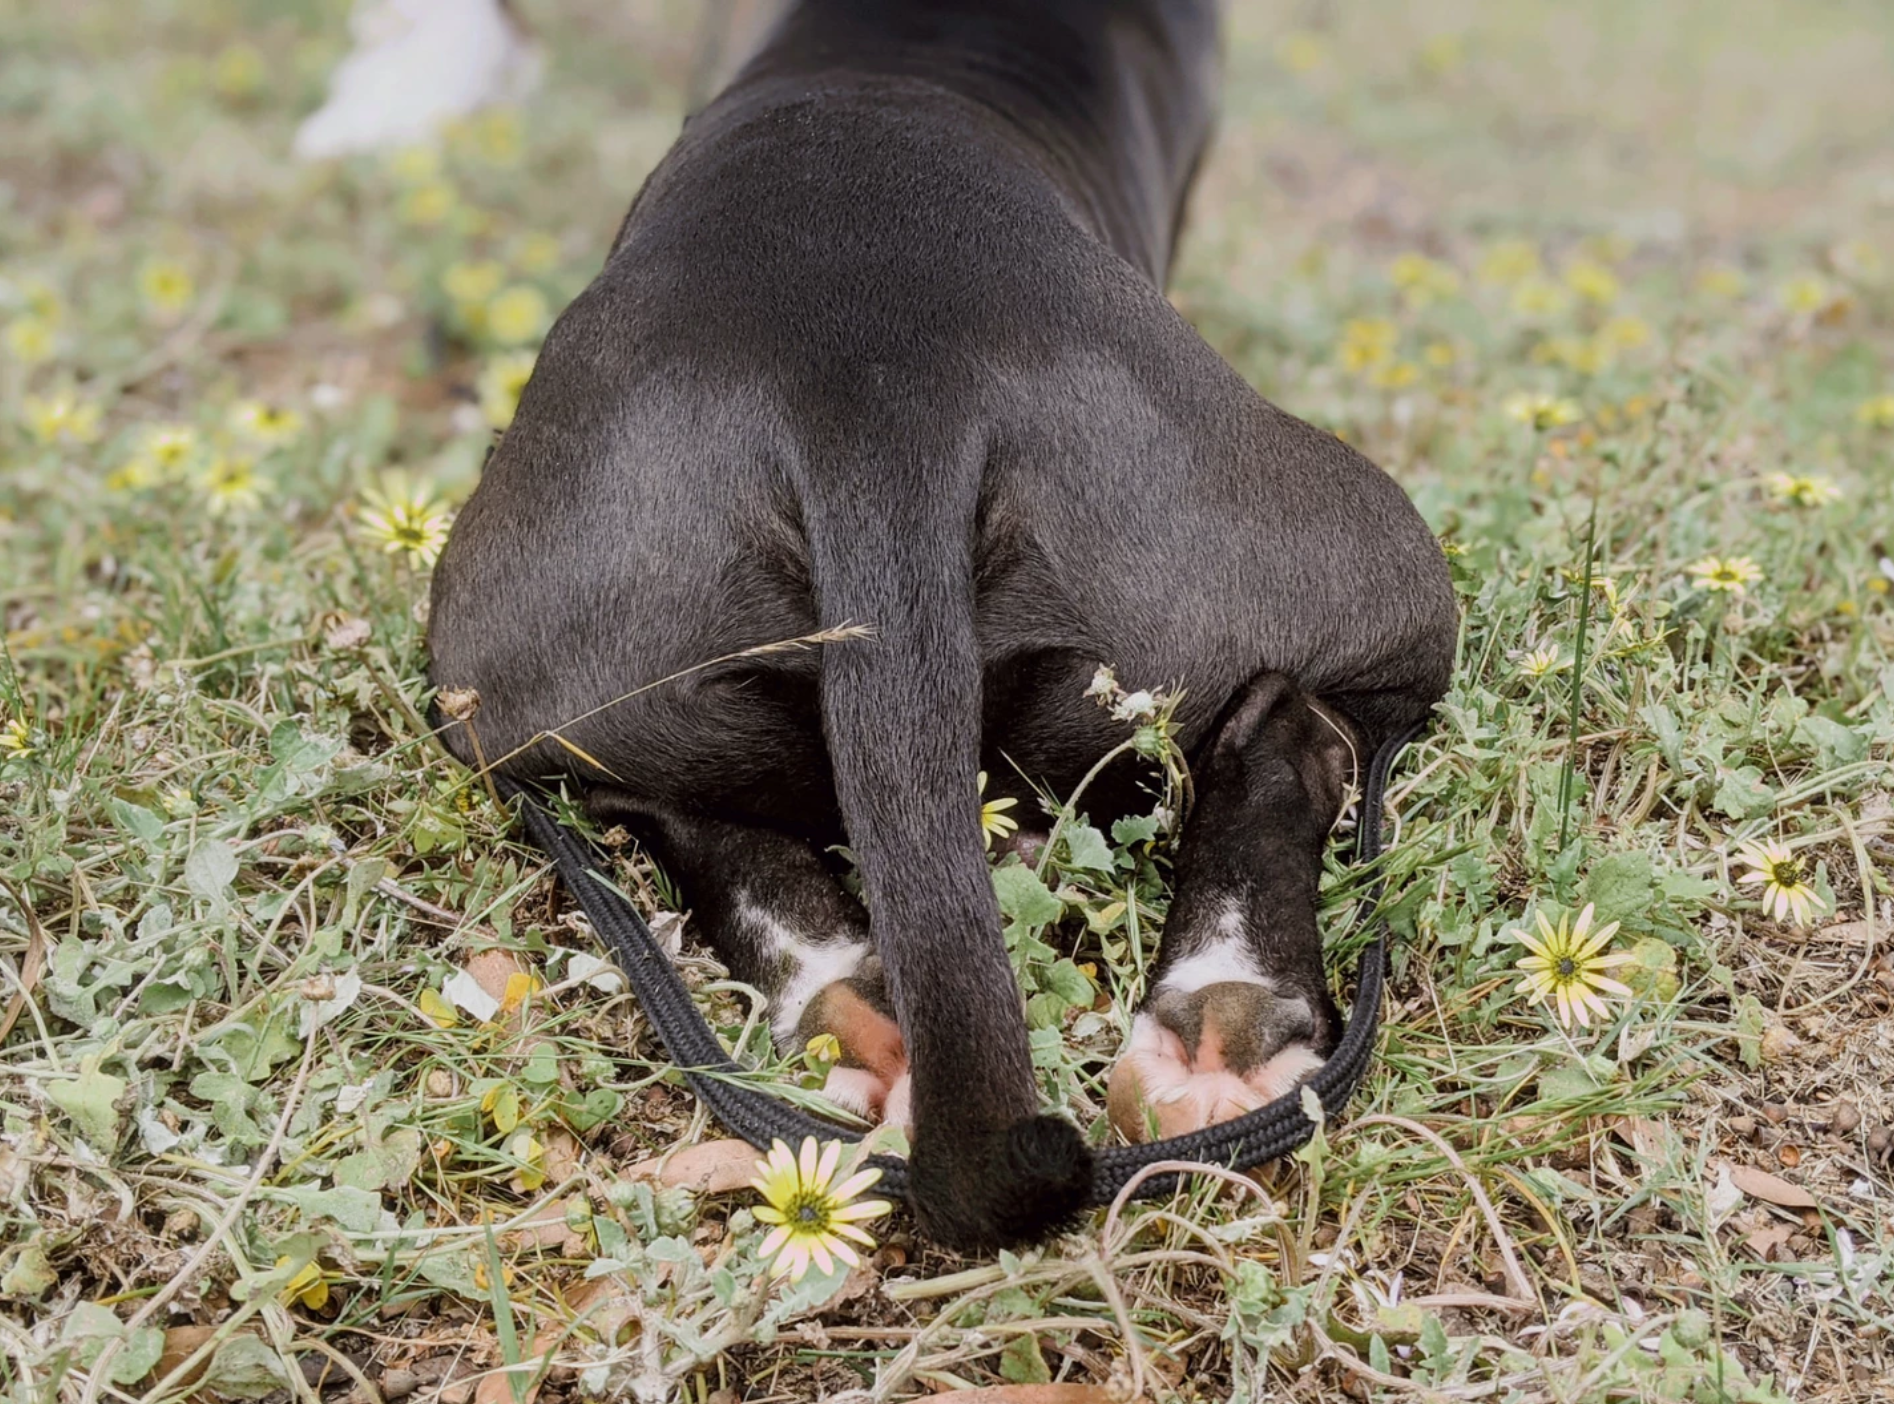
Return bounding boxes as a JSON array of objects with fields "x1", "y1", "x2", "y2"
[{"x1": 2, "y1": 1, "x2": 1892, "y2": 1400}]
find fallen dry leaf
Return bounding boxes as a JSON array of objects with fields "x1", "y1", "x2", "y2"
[
  {"x1": 1743, "y1": 1222, "x2": 1796, "y2": 1260},
  {"x1": 1729, "y1": 1164, "x2": 1818, "y2": 1209},
  {"x1": 1815, "y1": 920, "x2": 1876, "y2": 944},
  {"x1": 628, "y1": 1138, "x2": 758, "y2": 1194},
  {"x1": 937, "y1": 1387, "x2": 1128, "y2": 1403},
  {"x1": 566, "y1": 1273, "x2": 642, "y2": 1345},
  {"x1": 0, "y1": 875, "x2": 48, "y2": 1044},
  {"x1": 500, "y1": 1198, "x2": 573, "y2": 1253},
  {"x1": 147, "y1": 1324, "x2": 222, "y2": 1391}
]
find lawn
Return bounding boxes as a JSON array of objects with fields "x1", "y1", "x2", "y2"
[{"x1": 2, "y1": 1, "x2": 1891, "y2": 1401}]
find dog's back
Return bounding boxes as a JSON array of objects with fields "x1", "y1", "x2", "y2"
[{"x1": 429, "y1": 1, "x2": 1452, "y2": 1249}]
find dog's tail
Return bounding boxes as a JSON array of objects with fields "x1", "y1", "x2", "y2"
[{"x1": 802, "y1": 425, "x2": 1093, "y2": 1250}]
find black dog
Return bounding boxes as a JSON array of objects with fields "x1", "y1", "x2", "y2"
[{"x1": 428, "y1": 0, "x2": 1455, "y2": 1251}]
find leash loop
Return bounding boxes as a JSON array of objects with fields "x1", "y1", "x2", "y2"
[{"x1": 505, "y1": 722, "x2": 1421, "y2": 1205}]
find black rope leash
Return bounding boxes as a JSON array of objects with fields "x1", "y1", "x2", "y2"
[{"x1": 505, "y1": 722, "x2": 1421, "y2": 1205}]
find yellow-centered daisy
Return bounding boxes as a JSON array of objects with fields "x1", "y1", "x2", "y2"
[
  {"x1": 1510, "y1": 902, "x2": 1634, "y2": 1030},
  {"x1": 358, "y1": 476, "x2": 452, "y2": 567},
  {"x1": 1687, "y1": 556, "x2": 1763, "y2": 594},
  {"x1": 1733, "y1": 839, "x2": 1827, "y2": 928},
  {"x1": 1763, "y1": 472, "x2": 1841, "y2": 508},
  {"x1": 977, "y1": 770, "x2": 1019, "y2": 850},
  {"x1": 751, "y1": 1137, "x2": 890, "y2": 1283},
  {"x1": 1503, "y1": 391, "x2": 1581, "y2": 431},
  {"x1": 231, "y1": 399, "x2": 305, "y2": 448},
  {"x1": 1516, "y1": 643, "x2": 1568, "y2": 678},
  {"x1": 1, "y1": 718, "x2": 35, "y2": 759}
]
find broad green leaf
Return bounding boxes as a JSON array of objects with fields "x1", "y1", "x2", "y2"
[
  {"x1": 184, "y1": 838, "x2": 239, "y2": 905},
  {"x1": 1060, "y1": 823, "x2": 1115, "y2": 873},
  {"x1": 991, "y1": 864, "x2": 1063, "y2": 929},
  {"x1": 1584, "y1": 851, "x2": 1653, "y2": 929},
  {"x1": 46, "y1": 1053, "x2": 127, "y2": 1148}
]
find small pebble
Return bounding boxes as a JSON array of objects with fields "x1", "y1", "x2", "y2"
[{"x1": 1830, "y1": 1101, "x2": 1861, "y2": 1135}]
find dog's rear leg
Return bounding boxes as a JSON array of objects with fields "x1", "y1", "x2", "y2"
[
  {"x1": 1107, "y1": 672, "x2": 1359, "y2": 1142},
  {"x1": 593, "y1": 800, "x2": 910, "y2": 1125}
]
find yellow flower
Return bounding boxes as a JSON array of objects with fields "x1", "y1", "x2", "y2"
[
  {"x1": 22, "y1": 391, "x2": 102, "y2": 445},
  {"x1": 485, "y1": 285, "x2": 548, "y2": 345},
  {"x1": 213, "y1": 43, "x2": 267, "y2": 101},
  {"x1": 19, "y1": 278, "x2": 64, "y2": 324},
  {"x1": 399, "y1": 180, "x2": 457, "y2": 228},
  {"x1": 1478, "y1": 239, "x2": 1540, "y2": 286},
  {"x1": 1694, "y1": 264, "x2": 1747, "y2": 299},
  {"x1": 231, "y1": 400, "x2": 304, "y2": 448},
  {"x1": 1423, "y1": 339, "x2": 1456, "y2": 368},
  {"x1": 387, "y1": 145, "x2": 443, "y2": 183},
  {"x1": 479, "y1": 350, "x2": 537, "y2": 428},
  {"x1": 1516, "y1": 643, "x2": 1568, "y2": 678},
  {"x1": 1417, "y1": 34, "x2": 1464, "y2": 76},
  {"x1": 198, "y1": 456, "x2": 264, "y2": 515},
  {"x1": 358, "y1": 474, "x2": 453, "y2": 566},
  {"x1": 144, "y1": 425, "x2": 198, "y2": 478},
  {"x1": 5, "y1": 316, "x2": 56, "y2": 364},
  {"x1": 1510, "y1": 903, "x2": 1634, "y2": 1029},
  {"x1": 751, "y1": 1137, "x2": 890, "y2": 1282},
  {"x1": 139, "y1": 260, "x2": 196, "y2": 321},
  {"x1": 1274, "y1": 31, "x2": 1328, "y2": 74},
  {"x1": 111, "y1": 426, "x2": 196, "y2": 493},
  {"x1": 1581, "y1": 233, "x2": 1632, "y2": 265},
  {"x1": 1597, "y1": 315, "x2": 1651, "y2": 351},
  {"x1": 161, "y1": 785, "x2": 197, "y2": 816},
  {"x1": 1533, "y1": 335, "x2": 1609, "y2": 376},
  {"x1": 1563, "y1": 259, "x2": 1620, "y2": 305},
  {"x1": 0, "y1": 718, "x2": 35, "y2": 759},
  {"x1": 1776, "y1": 273, "x2": 1830, "y2": 315},
  {"x1": 1733, "y1": 839, "x2": 1827, "y2": 927},
  {"x1": 1856, "y1": 394, "x2": 1894, "y2": 429},
  {"x1": 1509, "y1": 276, "x2": 1571, "y2": 317},
  {"x1": 512, "y1": 232, "x2": 562, "y2": 275},
  {"x1": 1336, "y1": 318, "x2": 1398, "y2": 373},
  {"x1": 458, "y1": 107, "x2": 524, "y2": 166},
  {"x1": 977, "y1": 770, "x2": 1019, "y2": 851},
  {"x1": 1763, "y1": 472, "x2": 1840, "y2": 507},
  {"x1": 1687, "y1": 556, "x2": 1763, "y2": 595},
  {"x1": 1388, "y1": 252, "x2": 1461, "y2": 306},
  {"x1": 442, "y1": 259, "x2": 506, "y2": 306},
  {"x1": 1370, "y1": 360, "x2": 1420, "y2": 390},
  {"x1": 278, "y1": 1257, "x2": 332, "y2": 1310},
  {"x1": 1503, "y1": 392, "x2": 1581, "y2": 431}
]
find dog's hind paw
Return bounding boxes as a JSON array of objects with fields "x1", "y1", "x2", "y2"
[
  {"x1": 1105, "y1": 982, "x2": 1326, "y2": 1143},
  {"x1": 797, "y1": 977, "x2": 911, "y2": 1127}
]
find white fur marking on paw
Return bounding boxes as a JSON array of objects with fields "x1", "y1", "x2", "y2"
[
  {"x1": 818, "y1": 1067, "x2": 887, "y2": 1120},
  {"x1": 1243, "y1": 1042, "x2": 1327, "y2": 1103},
  {"x1": 737, "y1": 896, "x2": 870, "y2": 1044},
  {"x1": 881, "y1": 1072, "x2": 913, "y2": 1134},
  {"x1": 1152, "y1": 905, "x2": 1276, "y2": 998}
]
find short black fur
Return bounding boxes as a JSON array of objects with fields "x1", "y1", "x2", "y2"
[{"x1": 428, "y1": 0, "x2": 1456, "y2": 1250}]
